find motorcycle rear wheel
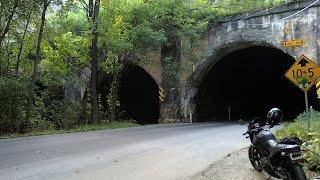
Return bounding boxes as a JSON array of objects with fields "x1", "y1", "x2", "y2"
[{"x1": 280, "y1": 162, "x2": 306, "y2": 180}]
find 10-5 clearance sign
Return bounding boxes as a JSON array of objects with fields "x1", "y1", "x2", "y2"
[{"x1": 285, "y1": 55, "x2": 320, "y2": 92}]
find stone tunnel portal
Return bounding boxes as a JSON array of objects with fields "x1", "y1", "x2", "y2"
[
  {"x1": 99, "y1": 64, "x2": 160, "y2": 124},
  {"x1": 195, "y1": 46, "x2": 319, "y2": 122}
]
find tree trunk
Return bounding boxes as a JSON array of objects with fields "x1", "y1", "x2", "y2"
[
  {"x1": 15, "y1": 8, "x2": 32, "y2": 75},
  {"x1": 88, "y1": 0, "x2": 93, "y2": 18},
  {"x1": 88, "y1": 0, "x2": 101, "y2": 123},
  {"x1": 24, "y1": 0, "x2": 50, "y2": 133},
  {"x1": 5, "y1": 37, "x2": 11, "y2": 74},
  {"x1": 0, "y1": 0, "x2": 20, "y2": 45}
]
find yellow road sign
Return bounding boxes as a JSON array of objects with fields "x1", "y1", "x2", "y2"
[
  {"x1": 283, "y1": 39, "x2": 304, "y2": 47},
  {"x1": 285, "y1": 55, "x2": 320, "y2": 92},
  {"x1": 159, "y1": 87, "x2": 165, "y2": 102}
]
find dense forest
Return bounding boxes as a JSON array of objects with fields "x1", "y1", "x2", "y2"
[{"x1": 0, "y1": 0, "x2": 294, "y2": 134}]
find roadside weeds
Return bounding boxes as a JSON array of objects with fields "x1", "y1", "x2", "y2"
[{"x1": 0, "y1": 121, "x2": 139, "y2": 139}]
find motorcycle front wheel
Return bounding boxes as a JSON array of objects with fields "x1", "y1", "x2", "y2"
[{"x1": 248, "y1": 146, "x2": 262, "y2": 172}]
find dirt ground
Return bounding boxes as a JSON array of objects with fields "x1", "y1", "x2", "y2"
[{"x1": 187, "y1": 148, "x2": 318, "y2": 180}]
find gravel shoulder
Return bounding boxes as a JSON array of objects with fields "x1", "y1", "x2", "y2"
[
  {"x1": 188, "y1": 148, "x2": 272, "y2": 180},
  {"x1": 188, "y1": 148, "x2": 319, "y2": 180}
]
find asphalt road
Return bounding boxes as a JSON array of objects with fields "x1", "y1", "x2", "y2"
[{"x1": 0, "y1": 122, "x2": 248, "y2": 180}]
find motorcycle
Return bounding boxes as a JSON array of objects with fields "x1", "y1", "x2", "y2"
[{"x1": 242, "y1": 108, "x2": 306, "y2": 180}]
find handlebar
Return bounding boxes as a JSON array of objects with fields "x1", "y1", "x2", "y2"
[{"x1": 244, "y1": 124, "x2": 271, "y2": 136}]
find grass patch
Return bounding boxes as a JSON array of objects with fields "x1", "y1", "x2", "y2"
[
  {"x1": 0, "y1": 120, "x2": 140, "y2": 139},
  {"x1": 276, "y1": 112, "x2": 320, "y2": 175}
]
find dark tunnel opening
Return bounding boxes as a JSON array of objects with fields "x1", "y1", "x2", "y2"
[
  {"x1": 195, "y1": 46, "x2": 319, "y2": 122},
  {"x1": 99, "y1": 64, "x2": 160, "y2": 124}
]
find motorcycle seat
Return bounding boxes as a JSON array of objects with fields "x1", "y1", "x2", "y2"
[
  {"x1": 278, "y1": 137, "x2": 302, "y2": 145},
  {"x1": 271, "y1": 143, "x2": 300, "y2": 154}
]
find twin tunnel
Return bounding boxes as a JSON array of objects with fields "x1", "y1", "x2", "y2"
[{"x1": 98, "y1": 46, "x2": 319, "y2": 124}]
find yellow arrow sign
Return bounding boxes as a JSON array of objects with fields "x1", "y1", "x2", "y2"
[
  {"x1": 159, "y1": 87, "x2": 165, "y2": 102},
  {"x1": 285, "y1": 55, "x2": 320, "y2": 92}
]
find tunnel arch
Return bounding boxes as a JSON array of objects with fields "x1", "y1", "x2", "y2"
[
  {"x1": 189, "y1": 40, "x2": 281, "y2": 86},
  {"x1": 98, "y1": 63, "x2": 160, "y2": 124},
  {"x1": 190, "y1": 45, "x2": 319, "y2": 122}
]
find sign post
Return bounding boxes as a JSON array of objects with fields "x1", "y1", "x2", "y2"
[
  {"x1": 304, "y1": 91, "x2": 310, "y2": 130},
  {"x1": 285, "y1": 55, "x2": 320, "y2": 131}
]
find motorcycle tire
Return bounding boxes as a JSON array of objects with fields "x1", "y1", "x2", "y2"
[
  {"x1": 248, "y1": 146, "x2": 262, "y2": 172},
  {"x1": 249, "y1": 146, "x2": 281, "y2": 178},
  {"x1": 281, "y1": 162, "x2": 306, "y2": 180}
]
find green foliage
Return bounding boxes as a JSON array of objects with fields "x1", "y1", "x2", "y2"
[
  {"x1": 131, "y1": 25, "x2": 167, "y2": 52},
  {"x1": 213, "y1": 0, "x2": 294, "y2": 16},
  {"x1": 38, "y1": 86, "x2": 81, "y2": 130},
  {"x1": 101, "y1": 51, "x2": 123, "y2": 121},
  {"x1": 41, "y1": 31, "x2": 90, "y2": 86},
  {"x1": 162, "y1": 57, "x2": 180, "y2": 87},
  {"x1": 0, "y1": 76, "x2": 27, "y2": 133},
  {"x1": 303, "y1": 132, "x2": 320, "y2": 172},
  {"x1": 70, "y1": 120, "x2": 139, "y2": 132},
  {"x1": 28, "y1": 118, "x2": 54, "y2": 132},
  {"x1": 101, "y1": 51, "x2": 123, "y2": 75},
  {"x1": 138, "y1": 0, "x2": 214, "y2": 42},
  {"x1": 1, "y1": 120, "x2": 139, "y2": 139},
  {"x1": 276, "y1": 112, "x2": 320, "y2": 173},
  {"x1": 98, "y1": 0, "x2": 217, "y2": 60},
  {"x1": 106, "y1": 80, "x2": 121, "y2": 121},
  {"x1": 0, "y1": 76, "x2": 82, "y2": 133}
]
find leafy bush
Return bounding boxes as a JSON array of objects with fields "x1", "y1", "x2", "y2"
[
  {"x1": 28, "y1": 118, "x2": 54, "y2": 132},
  {"x1": 59, "y1": 101, "x2": 81, "y2": 129},
  {"x1": 0, "y1": 76, "x2": 27, "y2": 133},
  {"x1": 43, "y1": 99, "x2": 80, "y2": 130},
  {"x1": 276, "y1": 112, "x2": 320, "y2": 173},
  {"x1": 32, "y1": 84, "x2": 80, "y2": 130}
]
